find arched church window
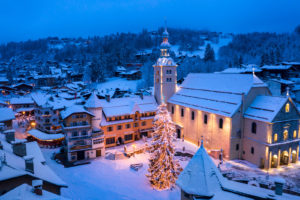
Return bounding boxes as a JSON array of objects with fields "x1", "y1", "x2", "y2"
[{"x1": 285, "y1": 103, "x2": 290, "y2": 113}]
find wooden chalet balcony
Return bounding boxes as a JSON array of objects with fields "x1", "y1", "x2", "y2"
[
  {"x1": 70, "y1": 144, "x2": 92, "y2": 151},
  {"x1": 91, "y1": 128, "x2": 104, "y2": 138}
]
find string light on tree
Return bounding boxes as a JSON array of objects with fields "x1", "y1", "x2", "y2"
[{"x1": 146, "y1": 100, "x2": 182, "y2": 190}]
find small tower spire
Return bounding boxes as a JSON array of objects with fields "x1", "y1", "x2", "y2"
[
  {"x1": 252, "y1": 67, "x2": 255, "y2": 76},
  {"x1": 160, "y1": 19, "x2": 170, "y2": 57},
  {"x1": 286, "y1": 87, "x2": 290, "y2": 97}
]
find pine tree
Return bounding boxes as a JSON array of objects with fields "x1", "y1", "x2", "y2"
[
  {"x1": 146, "y1": 102, "x2": 182, "y2": 190},
  {"x1": 204, "y1": 43, "x2": 215, "y2": 62}
]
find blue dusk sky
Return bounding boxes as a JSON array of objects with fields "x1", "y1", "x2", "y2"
[{"x1": 0, "y1": 0, "x2": 299, "y2": 43}]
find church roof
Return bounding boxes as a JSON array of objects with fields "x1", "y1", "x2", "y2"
[
  {"x1": 176, "y1": 142, "x2": 299, "y2": 200},
  {"x1": 244, "y1": 95, "x2": 290, "y2": 122},
  {"x1": 168, "y1": 73, "x2": 267, "y2": 117}
]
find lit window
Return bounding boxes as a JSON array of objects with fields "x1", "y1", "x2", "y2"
[
  {"x1": 285, "y1": 103, "x2": 290, "y2": 113},
  {"x1": 293, "y1": 130, "x2": 297, "y2": 139},
  {"x1": 283, "y1": 130, "x2": 288, "y2": 140},
  {"x1": 273, "y1": 133, "x2": 278, "y2": 142}
]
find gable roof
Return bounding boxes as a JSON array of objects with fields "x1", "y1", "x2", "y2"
[
  {"x1": 244, "y1": 96, "x2": 289, "y2": 122},
  {"x1": 0, "y1": 183, "x2": 70, "y2": 200},
  {"x1": 10, "y1": 97, "x2": 34, "y2": 105},
  {"x1": 169, "y1": 73, "x2": 267, "y2": 117},
  {"x1": 101, "y1": 96, "x2": 157, "y2": 118},
  {"x1": 176, "y1": 143, "x2": 299, "y2": 200},
  {"x1": 0, "y1": 107, "x2": 15, "y2": 122},
  {"x1": 0, "y1": 137, "x2": 67, "y2": 187},
  {"x1": 60, "y1": 105, "x2": 94, "y2": 119}
]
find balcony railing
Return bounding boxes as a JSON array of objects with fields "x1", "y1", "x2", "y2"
[{"x1": 70, "y1": 144, "x2": 92, "y2": 151}]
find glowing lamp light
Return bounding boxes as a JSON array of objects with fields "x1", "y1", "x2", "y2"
[
  {"x1": 31, "y1": 122, "x2": 36, "y2": 127},
  {"x1": 22, "y1": 111, "x2": 25, "y2": 115}
]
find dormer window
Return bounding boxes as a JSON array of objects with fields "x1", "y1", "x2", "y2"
[{"x1": 285, "y1": 103, "x2": 290, "y2": 113}]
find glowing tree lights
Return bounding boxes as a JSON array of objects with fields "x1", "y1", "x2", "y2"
[{"x1": 146, "y1": 102, "x2": 182, "y2": 190}]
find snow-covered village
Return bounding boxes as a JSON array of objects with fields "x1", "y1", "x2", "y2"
[{"x1": 0, "y1": 1, "x2": 300, "y2": 200}]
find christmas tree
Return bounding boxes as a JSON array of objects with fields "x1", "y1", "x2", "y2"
[{"x1": 146, "y1": 102, "x2": 182, "y2": 190}]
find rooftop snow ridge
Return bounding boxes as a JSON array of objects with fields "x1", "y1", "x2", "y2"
[{"x1": 177, "y1": 94, "x2": 239, "y2": 105}]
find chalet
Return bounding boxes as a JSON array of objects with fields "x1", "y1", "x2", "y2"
[
  {"x1": 31, "y1": 93, "x2": 65, "y2": 135},
  {"x1": 101, "y1": 96, "x2": 156, "y2": 147},
  {"x1": 0, "y1": 107, "x2": 15, "y2": 130},
  {"x1": 83, "y1": 92, "x2": 157, "y2": 148},
  {"x1": 13, "y1": 83, "x2": 34, "y2": 93},
  {"x1": 0, "y1": 137, "x2": 67, "y2": 195},
  {"x1": 0, "y1": 182, "x2": 70, "y2": 200},
  {"x1": 9, "y1": 97, "x2": 34, "y2": 116},
  {"x1": 61, "y1": 105, "x2": 105, "y2": 162}
]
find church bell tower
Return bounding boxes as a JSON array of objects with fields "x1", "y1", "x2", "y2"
[{"x1": 154, "y1": 24, "x2": 177, "y2": 105}]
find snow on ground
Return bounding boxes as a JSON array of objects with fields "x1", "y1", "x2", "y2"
[
  {"x1": 89, "y1": 77, "x2": 142, "y2": 94},
  {"x1": 171, "y1": 37, "x2": 232, "y2": 59},
  {"x1": 40, "y1": 137, "x2": 300, "y2": 199},
  {"x1": 41, "y1": 139, "x2": 196, "y2": 200}
]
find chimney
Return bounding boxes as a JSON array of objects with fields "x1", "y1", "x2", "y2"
[
  {"x1": 105, "y1": 95, "x2": 110, "y2": 102},
  {"x1": 5, "y1": 129, "x2": 15, "y2": 143},
  {"x1": 12, "y1": 141, "x2": 27, "y2": 157},
  {"x1": 139, "y1": 92, "x2": 144, "y2": 100},
  {"x1": 32, "y1": 180, "x2": 43, "y2": 196},
  {"x1": 274, "y1": 177, "x2": 285, "y2": 195},
  {"x1": 24, "y1": 155, "x2": 34, "y2": 173}
]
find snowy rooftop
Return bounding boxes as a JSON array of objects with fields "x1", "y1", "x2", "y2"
[
  {"x1": 169, "y1": 73, "x2": 267, "y2": 117},
  {"x1": 100, "y1": 96, "x2": 157, "y2": 118},
  {"x1": 0, "y1": 107, "x2": 15, "y2": 122},
  {"x1": 28, "y1": 129, "x2": 65, "y2": 140},
  {"x1": 261, "y1": 65, "x2": 292, "y2": 70},
  {"x1": 60, "y1": 105, "x2": 94, "y2": 119},
  {"x1": 10, "y1": 97, "x2": 34, "y2": 105},
  {"x1": 270, "y1": 79, "x2": 295, "y2": 85},
  {"x1": 176, "y1": 143, "x2": 299, "y2": 200},
  {"x1": 84, "y1": 92, "x2": 103, "y2": 108},
  {"x1": 0, "y1": 136, "x2": 66, "y2": 187},
  {"x1": 244, "y1": 95, "x2": 289, "y2": 122},
  {"x1": 31, "y1": 92, "x2": 79, "y2": 110},
  {"x1": 220, "y1": 67, "x2": 262, "y2": 74},
  {"x1": 0, "y1": 184, "x2": 70, "y2": 200}
]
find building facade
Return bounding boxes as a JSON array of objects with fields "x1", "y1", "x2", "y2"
[
  {"x1": 153, "y1": 29, "x2": 300, "y2": 169},
  {"x1": 61, "y1": 105, "x2": 105, "y2": 162}
]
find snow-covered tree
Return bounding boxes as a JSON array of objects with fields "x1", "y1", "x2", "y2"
[{"x1": 146, "y1": 102, "x2": 182, "y2": 190}]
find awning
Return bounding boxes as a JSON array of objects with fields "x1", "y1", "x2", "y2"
[{"x1": 28, "y1": 129, "x2": 64, "y2": 141}]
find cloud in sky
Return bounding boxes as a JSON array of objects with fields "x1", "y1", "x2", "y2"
[{"x1": 0, "y1": 0, "x2": 299, "y2": 43}]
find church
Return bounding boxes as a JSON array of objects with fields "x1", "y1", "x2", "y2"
[{"x1": 154, "y1": 27, "x2": 300, "y2": 169}]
